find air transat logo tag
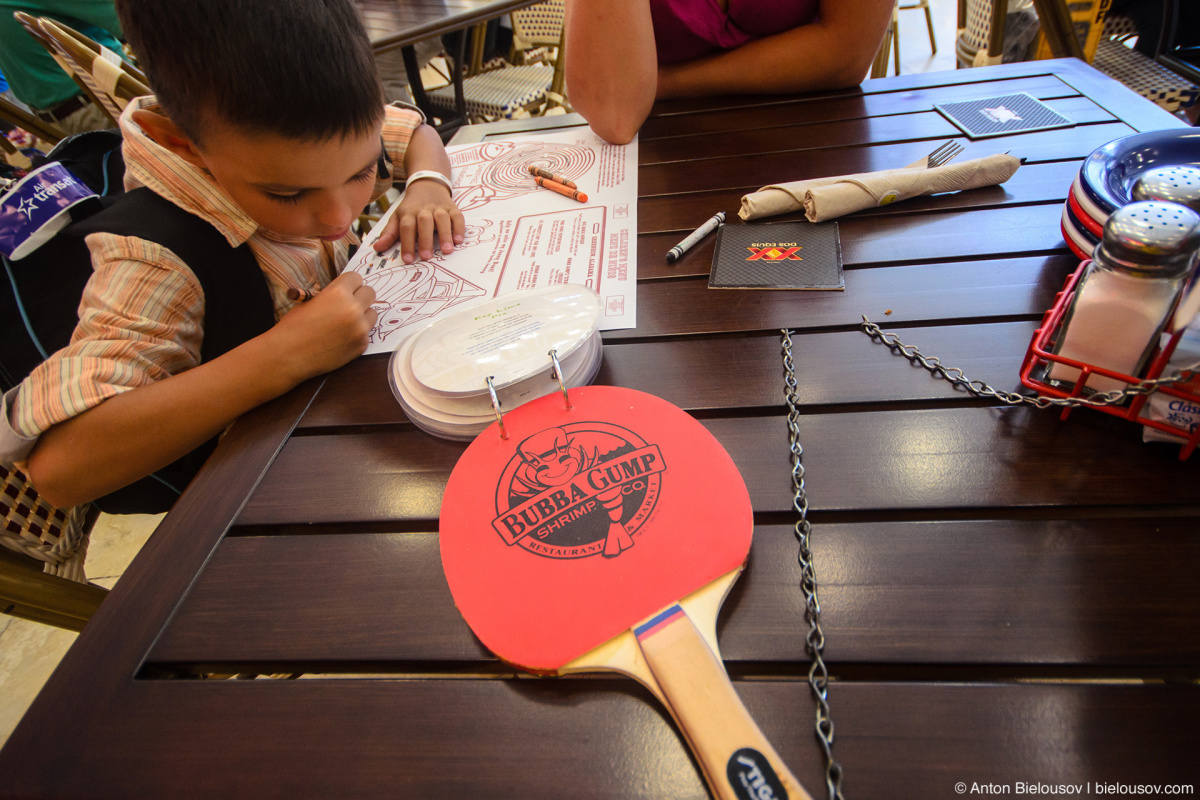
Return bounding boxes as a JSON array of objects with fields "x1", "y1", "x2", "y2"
[
  {"x1": 492, "y1": 421, "x2": 664, "y2": 559},
  {"x1": 746, "y1": 246, "x2": 803, "y2": 261}
]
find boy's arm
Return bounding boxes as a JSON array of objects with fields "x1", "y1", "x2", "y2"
[
  {"x1": 24, "y1": 271, "x2": 376, "y2": 509},
  {"x1": 373, "y1": 108, "x2": 465, "y2": 262}
]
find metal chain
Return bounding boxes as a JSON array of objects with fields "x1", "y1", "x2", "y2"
[
  {"x1": 860, "y1": 316, "x2": 1200, "y2": 410},
  {"x1": 784, "y1": 317, "x2": 1198, "y2": 799},
  {"x1": 782, "y1": 318, "x2": 1197, "y2": 798},
  {"x1": 781, "y1": 328, "x2": 845, "y2": 800}
]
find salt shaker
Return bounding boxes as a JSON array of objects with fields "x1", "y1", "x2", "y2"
[
  {"x1": 1131, "y1": 166, "x2": 1200, "y2": 212},
  {"x1": 1049, "y1": 201, "x2": 1200, "y2": 394}
]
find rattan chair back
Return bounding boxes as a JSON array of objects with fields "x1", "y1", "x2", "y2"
[
  {"x1": 30, "y1": 16, "x2": 150, "y2": 125},
  {"x1": 0, "y1": 94, "x2": 67, "y2": 145}
]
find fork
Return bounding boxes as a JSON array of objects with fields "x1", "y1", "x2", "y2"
[{"x1": 924, "y1": 140, "x2": 964, "y2": 168}]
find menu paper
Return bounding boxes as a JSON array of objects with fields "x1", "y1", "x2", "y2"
[{"x1": 348, "y1": 128, "x2": 638, "y2": 356}]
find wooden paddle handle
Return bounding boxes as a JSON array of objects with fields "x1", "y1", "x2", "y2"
[{"x1": 635, "y1": 605, "x2": 814, "y2": 800}]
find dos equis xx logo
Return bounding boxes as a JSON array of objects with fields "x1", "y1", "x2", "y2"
[
  {"x1": 492, "y1": 422, "x2": 664, "y2": 559},
  {"x1": 746, "y1": 241, "x2": 803, "y2": 261}
]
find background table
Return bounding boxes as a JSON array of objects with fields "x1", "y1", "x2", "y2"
[
  {"x1": 357, "y1": 0, "x2": 538, "y2": 52},
  {"x1": 355, "y1": 0, "x2": 543, "y2": 135},
  {"x1": 3, "y1": 58, "x2": 1199, "y2": 799}
]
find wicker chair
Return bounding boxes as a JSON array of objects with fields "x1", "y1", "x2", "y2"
[
  {"x1": 10, "y1": 12, "x2": 102, "y2": 124},
  {"x1": 954, "y1": 0, "x2": 1198, "y2": 115},
  {"x1": 0, "y1": 94, "x2": 67, "y2": 146},
  {"x1": 955, "y1": 0, "x2": 1084, "y2": 67},
  {"x1": 15, "y1": 13, "x2": 150, "y2": 127},
  {"x1": 1091, "y1": 15, "x2": 1199, "y2": 114},
  {"x1": 1, "y1": 463, "x2": 106, "y2": 631},
  {"x1": 509, "y1": 0, "x2": 567, "y2": 66},
  {"x1": 427, "y1": 0, "x2": 568, "y2": 122}
]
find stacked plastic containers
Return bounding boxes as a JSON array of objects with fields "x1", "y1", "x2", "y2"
[{"x1": 388, "y1": 285, "x2": 604, "y2": 441}]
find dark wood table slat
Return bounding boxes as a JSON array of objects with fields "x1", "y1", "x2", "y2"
[
  {"x1": 608, "y1": 254, "x2": 1076, "y2": 340},
  {"x1": 639, "y1": 95, "x2": 1113, "y2": 166},
  {"x1": 639, "y1": 121, "x2": 1135, "y2": 197},
  {"x1": 300, "y1": 321, "x2": 1039, "y2": 428},
  {"x1": 637, "y1": 159, "x2": 1082, "y2": 245},
  {"x1": 0, "y1": 379, "x2": 325, "y2": 764},
  {"x1": 150, "y1": 518, "x2": 1200, "y2": 667},
  {"x1": 638, "y1": 74, "x2": 1091, "y2": 141},
  {"x1": 645, "y1": 58, "x2": 1182, "y2": 131},
  {"x1": 2, "y1": 681, "x2": 1195, "y2": 799},
  {"x1": 245, "y1": 406, "x2": 1200, "y2": 526},
  {"x1": 644, "y1": 61, "x2": 1090, "y2": 116}
]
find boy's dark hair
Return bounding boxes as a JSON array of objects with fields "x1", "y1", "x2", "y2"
[{"x1": 116, "y1": 0, "x2": 384, "y2": 143}]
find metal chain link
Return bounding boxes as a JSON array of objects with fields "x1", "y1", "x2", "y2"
[
  {"x1": 782, "y1": 318, "x2": 1197, "y2": 798},
  {"x1": 860, "y1": 316, "x2": 1200, "y2": 410},
  {"x1": 781, "y1": 328, "x2": 845, "y2": 800}
]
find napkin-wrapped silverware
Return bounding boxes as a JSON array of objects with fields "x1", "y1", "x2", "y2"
[{"x1": 739, "y1": 154, "x2": 1021, "y2": 222}]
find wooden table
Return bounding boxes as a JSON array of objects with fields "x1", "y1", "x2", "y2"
[{"x1": 3, "y1": 58, "x2": 1199, "y2": 799}]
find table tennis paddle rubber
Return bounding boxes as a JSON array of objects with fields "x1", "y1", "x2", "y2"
[{"x1": 441, "y1": 386, "x2": 812, "y2": 800}]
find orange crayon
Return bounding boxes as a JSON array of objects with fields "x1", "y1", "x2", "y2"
[
  {"x1": 527, "y1": 164, "x2": 577, "y2": 189},
  {"x1": 286, "y1": 287, "x2": 318, "y2": 302},
  {"x1": 534, "y1": 176, "x2": 588, "y2": 203}
]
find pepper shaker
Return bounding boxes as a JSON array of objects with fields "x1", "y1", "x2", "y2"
[{"x1": 1049, "y1": 201, "x2": 1200, "y2": 394}]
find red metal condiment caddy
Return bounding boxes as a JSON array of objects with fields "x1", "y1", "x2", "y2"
[{"x1": 1020, "y1": 260, "x2": 1200, "y2": 460}]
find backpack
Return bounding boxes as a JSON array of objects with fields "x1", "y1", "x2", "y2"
[{"x1": 1, "y1": 129, "x2": 276, "y2": 514}]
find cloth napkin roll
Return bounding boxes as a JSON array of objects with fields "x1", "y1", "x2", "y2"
[{"x1": 739, "y1": 153, "x2": 1021, "y2": 222}]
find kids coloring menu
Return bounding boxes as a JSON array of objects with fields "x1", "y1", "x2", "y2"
[{"x1": 348, "y1": 127, "x2": 638, "y2": 356}]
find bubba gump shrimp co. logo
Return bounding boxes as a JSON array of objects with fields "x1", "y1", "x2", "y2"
[{"x1": 491, "y1": 422, "x2": 664, "y2": 559}]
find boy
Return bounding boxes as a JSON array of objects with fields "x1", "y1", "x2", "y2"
[{"x1": 0, "y1": 0, "x2": 464, "y2": 510}]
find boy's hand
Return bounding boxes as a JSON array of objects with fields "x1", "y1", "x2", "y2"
[
  {"x1": 271, "y1": 271, "x2": 378, "y2": 383},
  {"x1": 374, "y1": 179, "x2": 465, "y2": 263}
]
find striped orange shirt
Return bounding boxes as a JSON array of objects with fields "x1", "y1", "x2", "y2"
[{"x1": 2, "y1": 97, "x2": 423, "y2": 457}]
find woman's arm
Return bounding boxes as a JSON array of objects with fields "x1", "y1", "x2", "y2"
[
  {"x1": 658, "y1": 0, "x2": 895, "y2": 98},
  {"x1": 564, "y1": 0, "x2": 659, "y2": 145},
  {"x1": 564, "y1": 0, "x2": 895, "y2": 143}
]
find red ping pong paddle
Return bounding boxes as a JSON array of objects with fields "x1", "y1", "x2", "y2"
[{"x1": 440, "y1": 385, "x2": 812, "y2": 800}]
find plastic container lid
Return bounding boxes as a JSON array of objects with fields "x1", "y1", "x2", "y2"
[{"x1": 408, "y1": 284, "x2": 602, "y2": 396}]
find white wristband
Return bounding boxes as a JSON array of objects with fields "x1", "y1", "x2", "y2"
[{"x1": 404, "y1": 170, "x2": 453, "y2": 193}]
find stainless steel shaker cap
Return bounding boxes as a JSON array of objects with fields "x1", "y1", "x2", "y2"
[
  {"x1": 1131, "y1": 165, "x2": 1200, "y2": 212},
  {"x1": 1096, "y1": 201, "x2": 1200, "y2": 278}
]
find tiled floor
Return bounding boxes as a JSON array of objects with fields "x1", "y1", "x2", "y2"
[{"x1": 0, "y1": 1, "x2": 959, "y2": 750}]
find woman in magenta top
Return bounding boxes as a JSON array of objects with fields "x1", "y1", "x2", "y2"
[{"x1": 565, "y1": 0, "x2": 895, "y2": 143}]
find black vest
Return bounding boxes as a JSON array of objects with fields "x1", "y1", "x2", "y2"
[{"x1": 2, "y1": 187, "x2": 276, "y2": 514}]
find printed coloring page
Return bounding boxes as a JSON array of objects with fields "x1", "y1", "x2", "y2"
[{"x1": 348, "y1": 127, "x2": 637, "y2": 356}]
